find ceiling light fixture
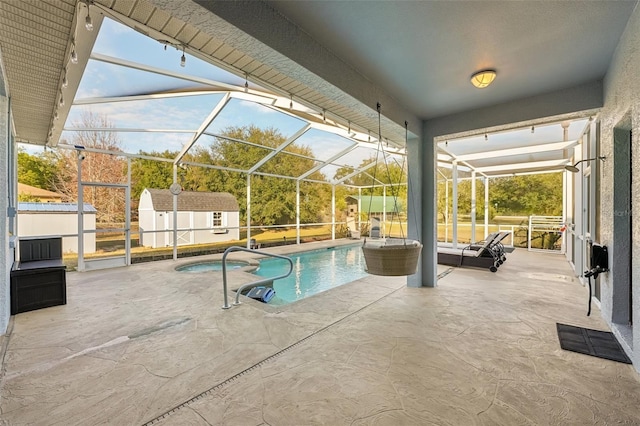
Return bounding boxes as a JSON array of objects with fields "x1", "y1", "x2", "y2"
[
  {"x1": 470, "y1": 69, "x2": 496, "y2": 88},
  {"x1": 70, "y1": 43, "x2": 78, "y2": 64},
  {"x1": 81, "y1": 0, "x2": 94, "y2": 31},
  {"x1": 85, "y1": 12, "x2": 93, "y2": 31}
]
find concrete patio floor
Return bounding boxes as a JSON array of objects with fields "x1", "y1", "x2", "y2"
[{"x1": 1, "y1": 240, "x2": 639, "y2": 425}]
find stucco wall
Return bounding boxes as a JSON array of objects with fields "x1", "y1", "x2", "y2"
[
  {"x1": 0, "y1": 91, "x2": 9, "y2": 335},
  {"x1": 599, "y1": 2, "x2": 640, "y2": 369}
]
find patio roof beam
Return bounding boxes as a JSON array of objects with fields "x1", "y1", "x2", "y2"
[
  {"x1": 455, "y1": 140, "x2": 579, "y2": 162},
  {"x1": 174, "y1": 92, "x2": 230, "y2": 165},
  {"x1": 91, "y1": 53, "x2": 247, "y2": 93},
  {"x1": 474, "y1": 159, "x2": 568, "y2": 173},
  {"x1": 73, "y1": 90, "x2": 230, "y2": 105},
  {"x1": 203, "y1": 131, "x2": 276, "y2": 151},
  {"x1": 437, "y1": 145, "x2": 487, "y2": 178},
  {"x1": 57, "y1": 142, "x2": 174, "y2": 162},
  {"x1": 487, "y1": 169, "x2": 564, "y2": 178},
  {"x1": 63, "y1": 127, "x2": 196, "y2": 133},
  {"x1": 247, "y1": 124, "x2": 311, "y2": 174},
  {"x1": 334, "y1": 162, "x2": 380, "y2": 185},
  {"x1": 178, "y1": 160, "x2": 247, "y2": 175},
  {"x1": 437, "y1": 161, "x2": 472, "y2": 173},
  {"x1": 297, "y1": 142, "x2": 359, "y2": 181}
]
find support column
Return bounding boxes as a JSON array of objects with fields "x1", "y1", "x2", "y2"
[
  {"x1": 172, "y1": 164, "x2": 178, "y2": 261},
  {"x1": 445, "y1": 179, "x2": 449, "y2": 243},
  {"x1": 78, "y1": 153, "x2": 85, "y2": 270},
  {"x1": 358, "y1": 187, "x2": 362, "y2": 231},
  {"x1": 452, "y1": 162, "x2": 458, "y2": 249},
  {"x1": 246, "y1": 174, "x2": 251, "y2": 248},
  {"x1": 331, "y1": 185, "x2": 336, "y2": 240},
  {"x1": 125, "y1": 158, "x2": 131, "y2": 265},
  {"x1": 296, "y1": 180, "x2": 300, "y2": 245},
  {"x1": 484, "y1": 177, "x2": 490, "y2": 238},
  {"x1": 561, "y1": 121, "x2": 570, "y2": 256},
  {"x1": 0, "y1": 91, "x2": 11, "y2": 333},
  {"x1": 471, "y1": 171, "x2": 477, "y2": 243},
  {"x1": 408, "y1": 130, "x2": 430, "y2": 287}
]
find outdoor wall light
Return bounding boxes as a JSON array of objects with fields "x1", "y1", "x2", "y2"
[
  {"x1": 564, "y1": 156, "x2": 606, "y2": 173},
  {"x1": 470, "y1": 69, "x2": 497, "y2": 88}
]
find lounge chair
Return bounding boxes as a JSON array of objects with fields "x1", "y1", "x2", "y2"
[
  {"x1": 346, "y1": 219, "x2": 360, "y2": 239},
  {"x1": 437, "y1": 232, "x2": 502, "y2": 272},
  {"x1": 467, "y1": 231, "x2": 510, "y2": 264}
]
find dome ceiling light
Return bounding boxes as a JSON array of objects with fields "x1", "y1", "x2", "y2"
[{"x1": 470, "y1": 69, "x2": 497, "y2": 88}]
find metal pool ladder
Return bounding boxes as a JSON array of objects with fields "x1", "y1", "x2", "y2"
[{"x1": 221, "y1": 246, "x2": 293, "y2": 309}]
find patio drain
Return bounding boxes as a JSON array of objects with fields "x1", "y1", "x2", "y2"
[
  {"x1": 438, "y1": 267, "x2": 454, "y2": 279},
  {"x1": 141, "y1": 285, "x2": 405, "y2": 425}
]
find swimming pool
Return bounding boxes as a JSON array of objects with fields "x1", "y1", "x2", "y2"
[{"x1": 252, "y1": 244, "x2": 369, "y2": 305}]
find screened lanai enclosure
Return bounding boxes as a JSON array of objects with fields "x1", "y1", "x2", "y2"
[
  {"x1": 24, "y1": 15, "x2": 410, "y2": 270},
  {"x1": 435, "y1": 116, "x2": 596, "y2": 258},
  {"x1": 13, "y1": 3, "x2": 598, "y2": 276}
]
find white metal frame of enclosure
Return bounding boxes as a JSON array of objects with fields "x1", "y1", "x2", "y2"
[
  {"x1": 59, "y1": 139, "x2": 409, "y2": 270},
  {"x1": 77, "y1": 151, "x2": 131, "y2": 271},
  {"x1": 28, "y1": 10, "x2": 596, "y2": 270}
]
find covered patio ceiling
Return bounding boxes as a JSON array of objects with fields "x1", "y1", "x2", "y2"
[
  {"x1": 437, "y1": 117, "x2": 593, "y2": 178},
  {"x1": 1, "y1": 1, "x2": 636, "y2": 178}
]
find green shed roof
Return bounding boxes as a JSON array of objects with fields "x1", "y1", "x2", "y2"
[{"x1": 346, "y1": 196, "x2": 403, "y2": 213}]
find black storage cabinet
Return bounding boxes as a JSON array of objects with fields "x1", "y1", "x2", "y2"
[{"x1": 10, "y1": 236, "x2": 67, "y2": 314}]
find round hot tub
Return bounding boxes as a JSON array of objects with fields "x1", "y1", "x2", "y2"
[{"x1": 176, "y1": 260, "x2": 251, "y2": 273}]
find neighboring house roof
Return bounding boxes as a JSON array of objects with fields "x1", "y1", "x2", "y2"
[
  {"x1": 144, "y1": 189, "x2": 240, "y2": 212},
  {"x1": 18, "y1": 202, "x2": 97, "y2": 213},
  {"x1": 18, "y1": 183, "x2": 63, "y2": 201},
  {"x1": 346, "y1": 196, "x2": 404, "y2": 213}
]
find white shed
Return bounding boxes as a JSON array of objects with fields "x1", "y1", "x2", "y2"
[
  {"x1": 138, "y1": 189, "x2": 240, "y2": 248},
  {"x1": 17, "y1": 202, "x2": 97, "y2": 253}
]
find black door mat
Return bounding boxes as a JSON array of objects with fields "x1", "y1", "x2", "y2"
[{"x1": 556, "y1": 323, "x2": 631, "y2": 364}]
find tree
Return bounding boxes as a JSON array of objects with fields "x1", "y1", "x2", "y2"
[
  {"x1": 54, "y1": 112, "x2": 127, "y2": 223},
  {"x1": 490, "y1": 174, "x2": 563, "y2": 216},
  {"x1": 17, "y1": 148, "x2": 60, "y2": 192},
  {"x1": 130, "y1": 150, "x2": 178, "y2": 200},
  {"x1": 335, "y1": 157, "x2": 408, "y2": 201},
  {"x1": 436, "y1": 171, "x2": 562, "y2": 223},
  {"x1": 135, "y1": 125, "x2": 328, "y2": 226},
  {"x1": 194, "y1": 126, "x2": 324, "y2": 225}
]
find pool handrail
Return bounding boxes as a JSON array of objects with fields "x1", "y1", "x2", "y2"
[{"x1": 221, "y1": 246, "x2": 293, "y2": 309}]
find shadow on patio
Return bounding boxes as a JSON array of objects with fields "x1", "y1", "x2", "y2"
[{"x1": 1, "y1": 241, "x2": 639, "y2": 425}]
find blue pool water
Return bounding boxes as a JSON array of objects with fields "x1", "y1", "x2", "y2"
[
  {"x1": 176, "y1": 260, "x2": 249, "y2": 272},
  {"x1": 252, "y1": 245, "x2": 368, "y2": 305}
]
